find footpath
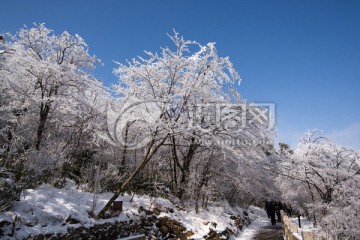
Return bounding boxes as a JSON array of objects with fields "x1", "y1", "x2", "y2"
[
  {"x1": 236, "y1": 207, "x2": 283, "y2": 240},
  {"x1": 236, "y1": 207, "x2": 316, "y2": 240},
  {"x1": 251, "y1": 224, "x2": 283, "y2": 240}
]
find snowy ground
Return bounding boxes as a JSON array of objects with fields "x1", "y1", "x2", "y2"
[
  {"x1": 235, "y1": 209, "x2": 315, "y2": 240},
  {"x1": 234, "y1": 206, "x2": 272, "y2": 240},
  {"x1": 0, "y1": 181, "x2": 249, "y2": 239},
  {"x1": 234, "y1": 207, "x2": 317, "y2": 240},
  {"x1": 290, "y1": 216, "x2": 313, "y2": 231}
]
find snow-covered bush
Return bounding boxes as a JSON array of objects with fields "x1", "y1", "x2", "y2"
[{"x1": 0, "y1": 167, "x2": 20, "y2": 211}]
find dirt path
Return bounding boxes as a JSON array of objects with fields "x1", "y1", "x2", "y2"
[{"x1": 251, "y1": 224, "x2": 283, "y2": 240}]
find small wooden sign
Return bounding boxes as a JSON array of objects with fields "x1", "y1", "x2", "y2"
[{"x1": 113, "y1": 200, "x2": 123, "y2": 212}]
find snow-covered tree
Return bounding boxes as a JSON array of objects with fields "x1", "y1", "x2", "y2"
[
  {"x1": 277, "y1": 130, "x2": 360, "y2": 238},
  {"x1": 98, "y1": 31, "x2": 272, "y2": 217},
  {"x1": 0, "y1": 24, "x2": 108, "y2": 190},
  {"x1": 1, "y1": 23, "x2": 101, "y2": 150}
]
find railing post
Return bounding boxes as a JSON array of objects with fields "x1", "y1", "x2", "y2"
[{"x1": 301, "y1": 230, "x2": 315, "y2": 240}]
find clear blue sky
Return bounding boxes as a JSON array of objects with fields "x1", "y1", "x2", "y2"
[{"x1": 1, "y1": 0, "x2": 360, "y2": 149}]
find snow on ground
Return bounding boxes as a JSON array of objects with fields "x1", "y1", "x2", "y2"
[
  {"x1": 0, "y1": 182, "x2": 115, "y2": 239},
  {"x1": 234, "y1": 206, "x2": 271, "y2": 240},
  {"x1": 290, "y1": 216, "x2": 313, "y2": 231},
  {"x1": 233, "y1": 207, "x2": 317, "y2": 240},
  {"x1": 161, "y1": 200, "x2": 245, "y2": 239},
  {"x1": 0, "y1": 181, "x2": 247, "y2": 239}
]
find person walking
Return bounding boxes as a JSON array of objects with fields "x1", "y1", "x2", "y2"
[{"x1": 268, "y1": 201, "x2": 276, "y2": 226}]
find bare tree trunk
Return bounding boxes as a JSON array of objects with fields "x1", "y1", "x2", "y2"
[
  {"x1": 246, "y1": 198, "x2": 255, "y2": 209},
  {"x1": 202, "y1": 194, "x2": 208, "y2": 209},
  {"x1": 169, "y1": 146, "x2": 175, "y2": 191},
  {"x1": 172, "y1": 149, "x2": 178, "y2": 192},
  {"x1": 178, "y1": 170, "x2": 189, "y2": 199},
  {"x1": 35, "y1": 103, "x2": 50, "y2": 150},
  {"x1": 97, "y1": 135, "x2": 168, "y2": 218},
  {"x1": 178, "y1": 137, "x2": 198, "y2": 199},
  {"x1": 119, "y1": 122, "x2": 131, "y2": 175},
  {"x1": 195, "y1": 159, "x2": 211, "y2": 213},
  {"x1": 170, "y1": 136, "x2": 180, "y2": 194},
  {"x1": 305, "y1": 177, "x2": 317, "y2": 226},
  {"x1": 121, "y1": 123, "x2": 129, "y2": 167}
]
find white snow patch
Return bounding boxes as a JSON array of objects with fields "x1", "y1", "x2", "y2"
[
  {"x1": 234, "y1": 206, "x2": 271, "y2": 240},
  {"x1": 0, "y1": 183, "x2": 248, "y2": 239}
]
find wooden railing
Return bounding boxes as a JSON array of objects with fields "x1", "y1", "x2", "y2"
[{"x1": 281, "y1": 210, "x2": 315, "y2": 240}]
